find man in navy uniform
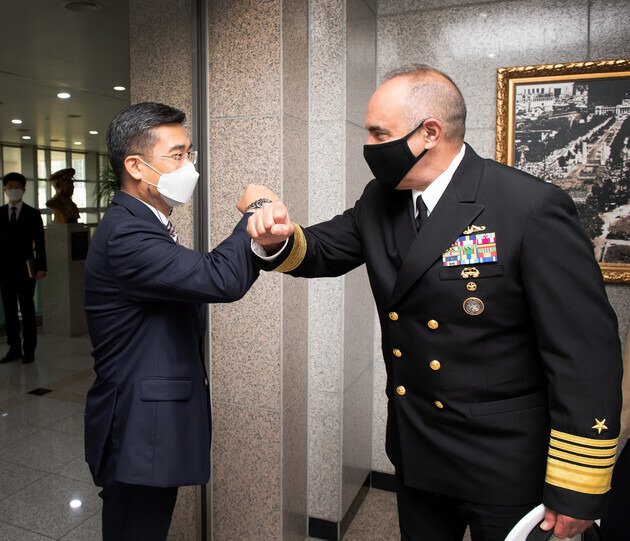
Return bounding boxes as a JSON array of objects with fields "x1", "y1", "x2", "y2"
[
  {"x1": 84, "y1": 102, "x2": 274, "y2": 541},
  {"x1": 0, "y1": 172, "x2": 47, "y2": 364},
  {"x1": 247, "y1": 65, "x2": 623, "y2": 540}
]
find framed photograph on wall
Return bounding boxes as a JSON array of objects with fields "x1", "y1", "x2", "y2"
[{"x1": 495, "y1": 59, "x2": 630, "y2": 283}]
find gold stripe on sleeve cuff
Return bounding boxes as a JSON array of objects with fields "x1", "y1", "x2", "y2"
[
  {"x1": 545, "y1": 429, "x2": 618, "y2": 495},
  {"x1": 274, "y1": 223, "x2": 306, "y2": 273},
  {"x1": 546, "y1": 458, "x2": 613, "y2": 494}
]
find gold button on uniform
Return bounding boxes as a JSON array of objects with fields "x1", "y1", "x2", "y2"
[
  {"x1": 389, "y1": 312, "x2": 399, "y2": 321},
  {"x1": 393, "y1": 349, "x2": 402, "y2": 358},
  {"x1": 427, "y1": 319, "x2": 439, "y2": 330},
  {"x1": 467, "y1": 282, "x2": 477, "y2": 291},
  {"x1": 396, "y1": 386, "x2": 406, "y2": 396},
  {"x1": 429, "y1": 360, "x2": 441, "y2": 371},
  {"x1": 434, "y1": 400, "x2": 444, "y2": 409}
]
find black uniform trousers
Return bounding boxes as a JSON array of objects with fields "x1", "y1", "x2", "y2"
[
  {"x1": 600, "y1": 443, "x2": 630, "y2": 541},
  {"x1": 100, "y1": 481, "x2": 178, "y2": 541},
  {"x1": 395, "y1": 476, "x2": 537, "y2": 541},
  {"x1": 0, "y1": 274, "x2": 37, "y2": 357}
]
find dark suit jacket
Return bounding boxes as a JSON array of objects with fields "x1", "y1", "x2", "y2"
[
  {"x1": 84, "y1": 191, "x2": 258, "y2": 487},
  {"x1": 0, "y1": 203, "x2": 47, "y2": 279},
  {"x1": 258, "y1": 145, "x2": 622, "y2": 518}
]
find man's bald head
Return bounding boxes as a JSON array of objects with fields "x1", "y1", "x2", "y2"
[{"x1": 383, "y1": 64, "x2": 467, "y2": 143}]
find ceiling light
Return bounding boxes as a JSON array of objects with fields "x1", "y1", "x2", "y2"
[
  {"x1": 74, "y1": 141, "x2": 83, "y2": 145},
  {"x1": 58, "y1": 92, "x2": 71, "y2": 99},
  {"x1": 113, "y1": 86, "x2": 126, "y2": 91},
  {"x1": 69, "y1": 499, "x2": 82, "y2": 509},
  {"x1": 89, "y1": 130, "x2": 98, "y2": 135},
  {"x1": 22, "y1": 135, "x2": 31, "y2": 140},
  {"x1": 64, "y1": 1, "x2": 103, "y2": 12},
  {"x1": 488, "y1": 53, "x2": 497, "y2": 59},
  {"x1": 11, "y1": 119, "x2": 22, "y2": 124}
]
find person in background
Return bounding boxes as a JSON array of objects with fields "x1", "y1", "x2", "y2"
[
  {"x1": 0, "y1": 172, "x2": 47, "y2": 365},
  {"x1": 246, "y1": 64, "x2": 623, "y2": 541},
  {"x1": 84, "y1": 101, "x2": 275, "y2": 541}
]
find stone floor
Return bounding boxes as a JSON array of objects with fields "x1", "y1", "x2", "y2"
[{"x1": 0, "y1": 332, "x2": 101, "y2": 540}]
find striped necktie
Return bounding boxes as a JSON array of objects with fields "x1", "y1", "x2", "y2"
[{"x1": 166, "y1": 220, "x2": 179, "y2": 245}]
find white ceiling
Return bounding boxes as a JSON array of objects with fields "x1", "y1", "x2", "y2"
[{"x1": 0, "y1": 0, "x2": 130, "y2": 154}]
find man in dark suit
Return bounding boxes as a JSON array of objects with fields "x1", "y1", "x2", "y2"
[
  {"x1": 0, "y1": 172, "x2": 47, "y2": 364},
  {"x1": 84, "y1": 102, "x2": 274, "y2": 541},
  {"x1": 247, "y1": 65, "x2": 623, "y2": 540}
]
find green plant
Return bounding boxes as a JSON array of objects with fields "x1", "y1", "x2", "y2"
[{"x1": 95, "y1": 165, "x2": 120, "y2": 208}]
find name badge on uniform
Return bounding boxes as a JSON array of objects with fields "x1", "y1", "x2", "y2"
[{"x1": 442, "y1": 232, "x2": 498, "y2": 267}]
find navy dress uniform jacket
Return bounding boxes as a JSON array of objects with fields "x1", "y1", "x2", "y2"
[
  {"x1": 257, "y1": 145, "x2": 622, "y2": 519},
  {"x1": 84, "y1": 191, "x2": 258, "y2": 488},
  {"x1": 0, "y1": 203, "x2": 47, "y2": 278}
]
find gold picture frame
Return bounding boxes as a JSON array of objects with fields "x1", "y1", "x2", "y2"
[{"x1": 496, "y1": 59, "x2": 630, "y2": 283}]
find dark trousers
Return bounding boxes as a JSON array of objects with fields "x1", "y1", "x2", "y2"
[
  {"x1": 0, "y1": 276, "x2": 37, "y2": 356},
  {"x1": 395, "y1": 477, "x2": 537, "y2": 541},
  {"x1": 100, "y1": 481, "x2": 178, "y2": 541},
  {"x1": 600, "y1": 443, "x2": 630, "y2": 540}
]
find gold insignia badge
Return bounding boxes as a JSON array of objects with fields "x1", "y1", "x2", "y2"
[
  {"x1": 463, "y1": 297, "x2": 484, "y2": 316},
  {"x1": 592, "y1": 419, "x2": 608, "y2": 434},
  {"x1": 462, "y1": 225, "x2": 486, "y2": 235},
  {"x1": 461, "y1": 267, "x2": 480, "y2": 279}
]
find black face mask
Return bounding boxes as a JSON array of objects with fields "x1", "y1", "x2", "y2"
[{"x1": 363, "y1": 121, "x2": 428, "y2": 190}]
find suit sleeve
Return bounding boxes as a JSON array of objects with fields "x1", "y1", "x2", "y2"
[
  {"x1": 107, "y1": 214, "x2": 259, "y2": 303},
  {"x1": 255, "y1": 205, "x2": 365, "y2": 278},
  {"x1": 33, "y1": 210, "x2": 47, "y2": 272},
  {"x1": 521, "y1": 186, "x2": 623, "y2": 519}
]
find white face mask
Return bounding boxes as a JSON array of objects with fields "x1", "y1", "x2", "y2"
[
  {"x1": 139, "y1": 159, "x2": 199, "y2": 207},
  {"x1": 6, "y1": 188, "x2": 24, "y2": 203}
]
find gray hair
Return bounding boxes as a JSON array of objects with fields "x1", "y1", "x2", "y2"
[{"x1": 384, "y1": 64, "x2": 467, "y2": 142}]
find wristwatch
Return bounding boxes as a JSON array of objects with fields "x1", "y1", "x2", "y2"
[{"x1": 245, "y1": 198, "x2": 273, "y2": 211}]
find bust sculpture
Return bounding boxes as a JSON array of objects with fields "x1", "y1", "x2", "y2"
[{"x1": 46, "y1": 167, "x2": 80, "y2": 224}]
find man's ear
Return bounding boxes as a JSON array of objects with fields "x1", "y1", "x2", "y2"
[
  {"x1": 422, "y1": 118, "x2": 443, "y2": 149},
  {"x1": 124, "y1": 155, "x2": 144, "y2": 181}
]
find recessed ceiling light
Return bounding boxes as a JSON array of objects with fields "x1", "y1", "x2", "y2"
[
  {"x1": 69, "y1": 499, "x2": 82, "y2": 509},
  {"x1": 22, "y1": 135, "x2": 32, "y2": 140},
  {"x1": 58, "y1": 92, "x2": 71, "y2": 99},
  {"x1": 89, "y1": 130, "x2": 98, "y2": 135},
  {"x1": 488, "y1": 53, "x2": 497, "y2": 59},
  {"x1": 113, "y1": 86, "x2": 126, "y2": 91},
  {"x1": 74, "y1": 141, "x2": 83, "y2": 145},
  {"x1": 64, "y1": 1, "x2": 103, "y2": 12},
  {"x1": 11, "y1": 119, "x2": 22, "y2": 124}
]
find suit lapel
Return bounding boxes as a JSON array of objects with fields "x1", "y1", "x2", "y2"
[{"x1": 388, "y1": 145, "x2": 486, "y2": 307}]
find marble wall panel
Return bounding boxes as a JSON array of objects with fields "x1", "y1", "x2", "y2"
[
  {"x1": 342, "y1": 367, "x2": 373, "y2": 516},
  {"x1": 211, "y1": 402, "x2": 281, "y2": 540},
  {"x1": 208, "y1": 0, "x2": 281, "y2": 118},
  {"x1": 283, "y1": 395, "x2": 308, "y2": 541},
  {"x1": 309, "y1": 278, "x2": 344, "y2": 393},
  {"x1": 378, "y1": 0, "x2": 590, "y2": 132},
  {"x1": 344, "y1": 266, "x2": 374, "y2": 388},
  {"x1": 310, "y1": 0, "x2": 345, "y2": 121},
  {"x1": 379, "y1": 0, "x2": 503, "y2": 15},
  {"x1": 589, "y1": 0, "x2": 630, "y2": 61},
  {"x1": 308, "y1": 389, "x2": 342, "y2": 521},
  {"x1": 283, "y1": 0, "x2": 310, "y2": 122},
  {"x1": 346, "y1": 0, "x2": 377, "y2": 128}
]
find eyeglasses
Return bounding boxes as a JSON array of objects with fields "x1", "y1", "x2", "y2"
[
  {"x1": 159, "y1": 150, "x2": 197, "y2": 165},
  {"x1": 133, "y1": 150, "x2": 198, "y2": 165}
]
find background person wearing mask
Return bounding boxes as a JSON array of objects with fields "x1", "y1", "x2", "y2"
[
  {"x1": 247, "y1": 65, "x2": 622, "y2": 541},
  {"x1": 0, "y1": 172, "x2": 47, "y2": 365},
  {"x1": 84, "y1": 101, "x2": 275, "y2": 541}
]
